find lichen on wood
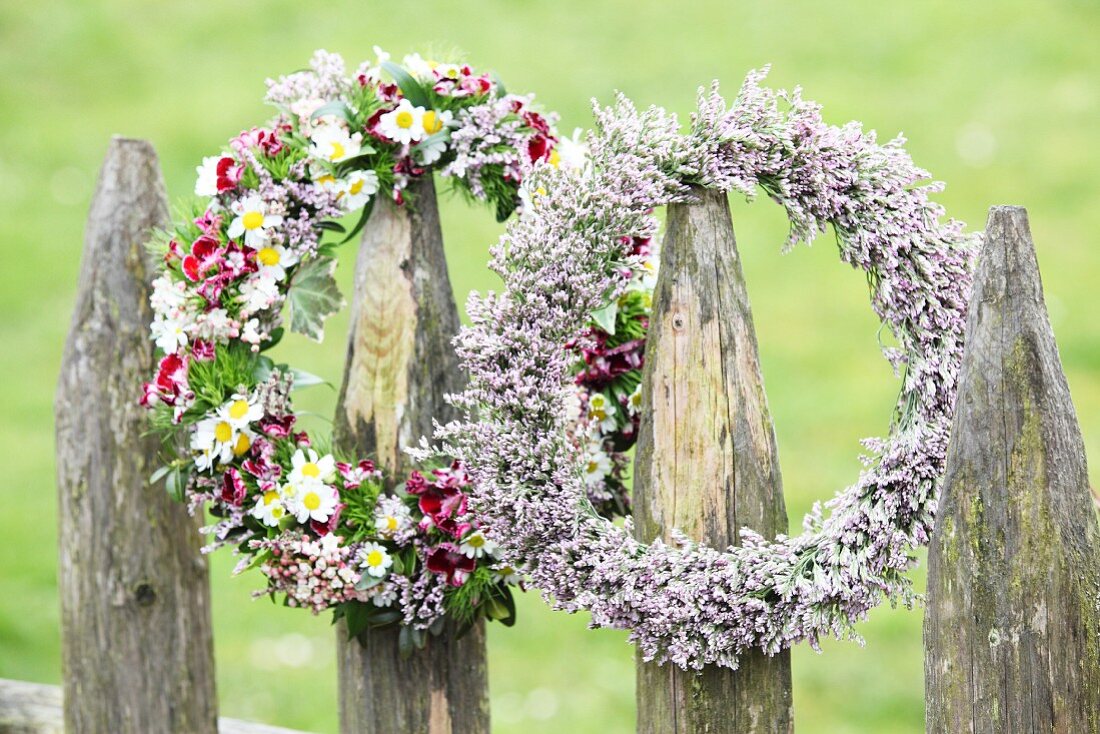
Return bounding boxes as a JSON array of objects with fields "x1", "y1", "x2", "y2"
[{"x1": 924, "y1": 206, "x2": 1100, "y2": 733}]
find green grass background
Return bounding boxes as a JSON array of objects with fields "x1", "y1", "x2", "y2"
[{"x1": 2, "y1": 1, "x2": 1098, "y2": 731}]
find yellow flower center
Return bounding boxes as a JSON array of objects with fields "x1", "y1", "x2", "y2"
[
  {"x1": 586, "y1": 460, "x2": 599, "y2": 474},
  {"x1": 214, "y1": 421, "x2": 233, "y2": 444},
  {"x1": 271, "y1": 505, "x2": 285, "y2": 519},
  {"x1": 422, "y1": 110, "x2": 442, "y2": 134},
  {"x1": 257, "y1": 247, "x2": 280, "y2": 266},
  {"x1": 242, "y1": 211, "x2": 264, "y2": 230},
  {"x1": 316, "y1": 174, "x2": 336, "y2": 187},
  {"x1": 395, "y1": 110, "x2": 414, "y2": 129},
  {"x1": 348, "y1": 178, "x2": 365, "y2": 195},
  {"x1": 262, "y1": 490, "x2": 280, "y2": 506},
  {"x1": 366, "y1": 550, "x2": 384, "y2": 567},
  {"x1": 329, "y1": 141, "x2": 346, "y2": 160},
  {"x1": 548, "y1": 149, "x2": 561, "y2": 167},
  {"x1": 303, "y1": 491, "x2": 321, "y2": 511},
  {"x1": 301, "y1": 462, "x2": 320, "y2": 478},
  {"x1": 228, "y1": 399, "x2": 250, "y2": 420},
  {"x1": 467, "y1": 534, "x2": 485, "y2": 548},
  {"x1": 233, "y1": 433, "x2": 251, "y2": 456},
  {"x1": 590, "y1": 408, "x2": 607, "y2": 421},
  {"x1": 385, "y1": 516, "x2": 398, "y2": 531}
]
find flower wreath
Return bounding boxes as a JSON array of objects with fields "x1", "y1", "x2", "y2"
[
  {"x1": 140, "y1": 49, "x2": 643, "y2": 645},
  {"x1": 435, "y1": 69, "x2": 979, "y2": 669}
]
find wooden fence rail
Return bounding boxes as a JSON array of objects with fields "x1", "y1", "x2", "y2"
[{"x1": 0, "y1": 135, "x2": 1096, "y2": 734}]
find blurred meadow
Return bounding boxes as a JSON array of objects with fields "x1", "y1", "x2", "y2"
[{"x1": 2, "y1": 1, "x2": 1099, "y2": 732}]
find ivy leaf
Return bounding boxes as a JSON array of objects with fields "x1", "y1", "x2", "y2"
[
  {"x1": 287, "y1": 255, "x2": 344, "y2": 341},
  {"x1": 343, "y1": 601, "x2": 372, "y2": 640},
  {"x1": 164, "y1": 463, "x2": 190, "y2": 503},
  {"x1": 590, "y1": 300, "x2": 619, "y2": 336},
  {"x1": 355, "y1": 572, "x2": 384, "y2": 591},
  {"x1": 382, "y1": 61, "x2": 431, "y2": 109}
]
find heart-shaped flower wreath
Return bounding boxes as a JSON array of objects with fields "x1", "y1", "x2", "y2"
[
  {"x1": 140, "y1": 49, "x2": 645, "y2": 643},
  {"x1": 433, "y1": 69, "x2": 978, "y2": 669}
]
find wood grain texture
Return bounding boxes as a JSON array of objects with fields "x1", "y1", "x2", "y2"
[
  {"x1": 54, "y1": 138, "x2": 217, "y2": 733},
  {"x1": 0, "y1": 679, "x2": 311, "y2": 734},
  {"x1": 332, "y1": 175, "x2": 489, "y2": 734},
  {"x1": 633, "y1": 187, "x2": 793, "y2": 734},
  {"x1": 924, "y1": 206, "x2": 1100, "y2": 733}
]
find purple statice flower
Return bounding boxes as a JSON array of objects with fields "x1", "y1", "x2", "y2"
[{"x1": 431, "y1": 70, "x2": 978, "y2": 670}]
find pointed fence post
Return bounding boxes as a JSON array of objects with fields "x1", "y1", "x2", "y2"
[
  {"x1": 332, "y1": 175, "x2": 490, "y2": 734},
  {"x1": 55, "y1": 137, "x2": 217, "y2": 734},
  {"x1": 924, "y1": 206, "x2": 1100, "y2": 732},
  {"x1": 632, "y1": 187, "x2": 793, "y2": 734}
]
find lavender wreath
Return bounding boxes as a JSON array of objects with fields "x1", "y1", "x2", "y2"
[{"x1": 430, "y1": 70, "x2": 979, "y2": 669}]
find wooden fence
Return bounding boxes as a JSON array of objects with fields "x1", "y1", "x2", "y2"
[{"x1": 0, "y1": 139, "x2": 1096, "y2": 733}]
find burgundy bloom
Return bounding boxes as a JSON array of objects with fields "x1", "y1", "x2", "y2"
[
  {"x1": 426, "y1": 544, "x2": 476, "y2": 586},
  {"x1": 215, "y1": 156, "x2": 242, "y2": 193},
  {"x1": 220, "y1": 468, "x2": 247, "y2": 507}
]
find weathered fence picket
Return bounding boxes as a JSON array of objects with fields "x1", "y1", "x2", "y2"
[
  {"x1": 53, "y1": 137, "x2": 218, "y2": 734},
  {"x1": 332, "y1": 175, "x2": 490, "y2": 734},
  {"x1": 924, "y1": 206, "x2": 1100, "y2": 732},
  {"x1": 633, "y1": 187, "x2": 794, "y2": 734}
]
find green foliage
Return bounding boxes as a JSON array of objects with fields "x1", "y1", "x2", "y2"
[
  {"x1": 286, "y1": 255, "x2": 344, "y2": 340},
  {"x1": 184, "y1": 342, "x2": 261, "y2": 421}
]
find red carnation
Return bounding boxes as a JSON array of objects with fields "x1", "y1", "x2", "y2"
[{"x1": 426, "y1": 544, "x2": 476, "y2": 586}]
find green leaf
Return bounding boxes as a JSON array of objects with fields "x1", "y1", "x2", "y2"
[
  {"x1": 355, "y1": 572, "x2": 385, "y2": 591},
  {"x1": 317, "y1": 220, "x2": 346, "y2": 233},
  {"x1": 343, "y1": 601, "x2": 372, "y2": 640},
  {"x1": 289, "y1": 367, "x2": 329, "y2": 391},
  {"x1": 252, "y1": 355, "x2": 276, "y2": 383},
  {"x1": 149, "y1": 465, "x2": 172, "y2": 485},
  {"x1": 391, "y1": 554, "x2": 405, "y2": 575},
  {"x1": 260, "y1": 327, "x2": 284, "y2": 353},
  {"x1": 339, "y1": 196, "x2": 375, "y2": 244},
  {"x1": 164, "y1": 463, "x2": 190, "y2": 503},
  {"x1": 382, "y1": 61, "x2": 431, "y2": 109},
  {"x1": 287, "y1": 255, "x2": 344, "y2": 341},
  {"x1": 490, "y1": 71, "x2": 507, "y2": 98},
  {"x1": 590, "y1": 300, "x2": 619, "y2": 336},
  {"x1": 310, "y1": 100, "x2": 354, "y2": 124}
]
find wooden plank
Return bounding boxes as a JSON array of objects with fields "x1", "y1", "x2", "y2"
[
  {"x1": 332, "y1": 175, "x2": 489, "y2": 734},
  {"x1": 0, "y1": 679, "x2": 310, "y2": 734},
  {"x1": 924, "y1": 206, "x2": 1100, "y2": 733},
  {"x1": 632, "y1": 186, "x2": 793, "y2": 734},
  {"x1": 54, "y1": 137, "x2": 217, "y2": 734}
]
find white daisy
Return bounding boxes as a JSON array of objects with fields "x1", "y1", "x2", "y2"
[
  {"x1": 550, "y1": 128, "x2": 589, "y2": 173},
  {"x1": 150, "y1": 317, "x2": 187, "y2": 353},
  {"x1": 582, "y1": 445, "x2": 612, "y2": 486},
  {"x1": 378, "y1": 99, "x2": 426, "y2": 145},
  {"x1": 288, "y1": 448, "x2": 336, "y2": 484},
  {"x1": 627, "y1": 384, "x2": 644, "y2": 416},
  {"x1": 401, "y1": 53, "x2": 436, "y2": 81},
  {"x1": 374, "y1": 500, "x2": 411, "y2": 538},
  {"x1": 309, "y1": 124, "x2": 362, "y2": 164},
  {"x1": 340, "y1": 170, "x2": 379, "y2": 211},
  {"x1": 491, "y1": 564, "x2": 522, "y2": 585},
  {"x1": 250, "y1": 488, "x2": 287, "y2": 527},
  {"x1": 459, "y1": 531, "x2": 498, "y2": 559},
  {"x1": 227, "y1": 195, "x2": 283, "y2": 248},
  {"x1": 587, "y1": 392, "x2": 618, "y2": 433},
  {"x1": 194, "y1": 156, "x2": 221, "y2": 197},
  {"x1": 217, "y1": 393, "x2": 264, "y2": 430},
  {"x1": 358, "y1": 542, "x2": 393, "y2": 578},
  {"x1": 253, "y1": 243, "x2": 298, "y2": 281},
  {"x1": 191, "y1": 415, "x2": 252, "y2": 471},
  {"x1": 371, "y1": 582, "x2": 398, "y2": 607},
  {"x1": 285, "y1": 479, "x2": 339, "y2": 524}
]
